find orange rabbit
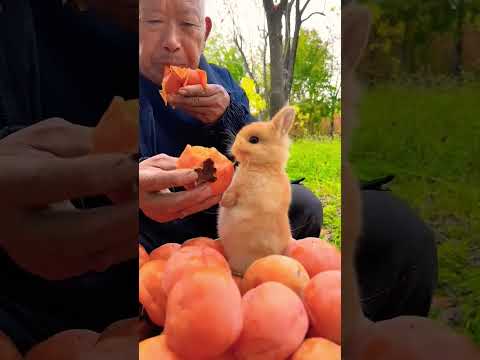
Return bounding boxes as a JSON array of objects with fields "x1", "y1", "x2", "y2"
[{"x1": 218, "y1": 106, "x2": 295, "y2": 275}]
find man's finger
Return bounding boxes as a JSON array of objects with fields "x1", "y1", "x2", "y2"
[
  {"x1": 142, "y1": 183, "x2": 213, "y2": 214},
  {"x1": 177, "y1": 194, "x2": 222, "y2": 219},
  {"x1": 177, "y1": 84, "x2": 220, "y2": 97},
  {"x1": 169, "y1": 94, "x2": 213, "y2": 108},
  {"x1": 140, "y1": 167, "x2": 198, "y2": 192},
  {"x1": 2, "y1": 154, "x2": 137, "y2": 206},
  {"x1": 142, "y1": 153, "x2": 178, "y2": 170}
]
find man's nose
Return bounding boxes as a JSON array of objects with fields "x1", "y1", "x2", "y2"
[{"x1": 163, "y1": 27, "x2": 181, "y2": 53}]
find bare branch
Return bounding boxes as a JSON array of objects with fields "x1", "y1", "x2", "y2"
[
  {"x1": 300, "y1": 0, "x2": 312, "y2": 15},
  {"x1": 301, "y1": 11, "x2": 325, "y2": 23},
  {"x1": 233, "y1": 33, "x2": 259, "y2": 92}
]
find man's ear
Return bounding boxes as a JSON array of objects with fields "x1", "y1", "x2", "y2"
[{"x1": 205, "y1": 17, "x2": 212, "y2": 41}]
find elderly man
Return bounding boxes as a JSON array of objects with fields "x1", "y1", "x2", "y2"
[{"x1": 138, "y1": 0, "x2": 323, "y2": 251}]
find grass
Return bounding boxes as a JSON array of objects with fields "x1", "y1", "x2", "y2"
[
  {"x1": 349, "y1": 82, "x2": 480, "y2": 344},
  {"x1": 287, "y1": 137, "x2": 341, "y2": 247}
]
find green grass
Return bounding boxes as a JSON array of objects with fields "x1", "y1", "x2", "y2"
[
  {"x1": 287, "y1": 138, "x2": 341, "y2": 247},
  {"x1": 349, "y1": 82, "x2": 480, "y2": 344}
]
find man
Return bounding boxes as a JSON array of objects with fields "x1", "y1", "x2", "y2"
[
  {"x1": 138, "y1": 0, "x2": 323, "y2": 251},
  {"x1": 0, "y1": 0, "x2": 138, "y2": 353}
]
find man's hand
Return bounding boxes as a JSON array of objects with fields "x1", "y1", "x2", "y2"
[
  {"x1": 0, "y1": 118, "x2": 138, "y2": 281},
  {"x1": 139, "y1": 154, "x2": 221, "y2": 223},
  {"x1": 168, "y1": 84, "x2": 230, "y2": 125}
]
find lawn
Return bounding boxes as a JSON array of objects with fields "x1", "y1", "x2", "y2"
[
  {"x1": 349, "y1": 82, "x2": 480, "y2": 344},
  {"x1": 287, "y1": 137, "x2": 341, "y2": 247}
]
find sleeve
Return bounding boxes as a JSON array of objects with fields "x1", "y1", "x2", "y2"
[{"x1": 202, "y1": 70, "x2": 257, "y2": 155}]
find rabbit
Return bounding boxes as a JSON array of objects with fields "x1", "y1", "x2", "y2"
[{"x1": 217, "y1": 106, "x2": 296, "y2": 276}]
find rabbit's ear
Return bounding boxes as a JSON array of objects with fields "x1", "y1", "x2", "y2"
[
  {"x1": 272, "y1": 106, "x2": 295, "y2": 136},
  {"x1": 342, "y1": 4, "x2": 372, "y2": 74}
]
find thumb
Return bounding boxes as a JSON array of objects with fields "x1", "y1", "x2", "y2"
[{"x1": 140, "y1": 168, "x2": 198, "y2": 192}]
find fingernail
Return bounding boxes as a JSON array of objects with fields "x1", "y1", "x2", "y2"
[{"x1": 178, "y1": 89, "x2": 187, "y2": 95}]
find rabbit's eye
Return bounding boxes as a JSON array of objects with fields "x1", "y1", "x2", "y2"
[{"x1": 249, "y1": 136, "x2": 260, "y2": 144}]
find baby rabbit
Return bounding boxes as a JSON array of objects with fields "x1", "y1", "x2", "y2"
[{"x1": 217, "y1": 106, "x2": 295, "y2": 275}]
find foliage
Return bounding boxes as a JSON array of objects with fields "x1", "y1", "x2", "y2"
[
  {"x1": 204, "y1": 33, "x2": 246, "y2": 84},
  {"x1": 240, "y1": 76, "x2": 267, "y2": 117}
]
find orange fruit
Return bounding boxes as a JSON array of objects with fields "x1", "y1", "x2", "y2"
[
  {"x1": 139, "y1": 260, "x2": 168, "y2": 327},
  {"x1": 160, "y1": 66, "x2": 207, "y2": 106}
]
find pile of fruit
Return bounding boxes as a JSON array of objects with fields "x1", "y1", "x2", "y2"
[{"x1": 139, "y1": 236, "x2": 341, "y2": 360}]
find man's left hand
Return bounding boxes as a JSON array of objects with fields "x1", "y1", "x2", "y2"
[{"x1": 168, "y1": 84, "x2": 230, "y2": 125}]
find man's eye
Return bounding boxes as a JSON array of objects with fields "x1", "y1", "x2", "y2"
[
  {"x1": 249, "y1": 136, "x2": 260, "y2": 144},
  {"x1": 182, "y1": 22, "x2": 197, "y2": 27},
  {"x1": 145, "y1": 19, "x2": 163, "y2": 25}
]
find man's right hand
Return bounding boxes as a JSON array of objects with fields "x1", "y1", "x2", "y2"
[
  {"x1": 139, "y1": 154, "x2": 221, "y2": 223},
  {"x1": 0, "y1": 118, "x2": 138, "y2": 281}
]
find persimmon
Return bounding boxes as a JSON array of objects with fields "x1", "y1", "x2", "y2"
[
  {"x1": 176, "y1": 145, "x2": 234, "y2": 196},
  {"x1": 162, "y1": 246, "x2": 231, "y2": 295},
  {"x1": 303, "y1": 271, "x2": 341, "y2": 345},
  {"x1": 165, "y1": 271, "x2": 243, "y2": 359},
  {"x1": 149, "y1": 243, "x2": 181, "y2": 262},
  {"x1": 139, "y1": 335, "x2": 181, "y2": 360},
  {"x1": 290, "y1": 337, "x2": 341, "y2": 360},
  {"x1": 160, "y1": 66, "x2": 207, "y2": 106},
  {"x1": 182, "y1": 237, "x2": 226, "y2": 257},
  {"x1": 0, "y1": 332, "x2": 22, "y2": 360},
  {"x1": 233, "y1": 282, "x2": 309, "y2": 360},
  {"x1": 286, "y1": 237, "x2": 341, "y2": 277},
  {"x1": 242, "y1": 255, "x2": 310, "y2": 297},
  {"x1": 92, "y1": 96, "x2": 138, "y2": 154},
  {"x1": 139, "y1": 244, "x2": 149, "y2": 268},
  {"x1": 139, "y1": 260, "x2": 168, "y2": 327}
]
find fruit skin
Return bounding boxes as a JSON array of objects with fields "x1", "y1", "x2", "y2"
[
  {"x1": 285, "y1": 237, "x2": 341, "y2": 277},
  {"x1": 233, "y1": 282, "x2": 309, "y2": 360},
  {"x1": 162, "y1": 246, "x2": 231, "y2": 295},
  {"x1": 290, "y1": 337, "x2": 341, "y2": 360},
  {"x1": 160, "y1": 66, "x2": 207, "y2": 106},
  {"x1": 139, "y1": 244, "x2": 149, "y2": 268},
  {"x1": 139, "y1": 260, "x2": 168, "y2": 327},
  {"x1": 139, "y1": 335, "x2": 181, "y2": 360},
  {"x1": 165, "y1": 271, "x2": 243, "y2": 360},
  {"x1": 303, "y1": 270, "x2": 341, "y2": 345},
  {"x1": 176, "y1": 145, "x2": 234, "y2": 196},
  {"x1": 182, "y1": 237, "x2": 226, "y2": 257},
  {"x1": 0, "y1": 331, "x2": 22, "y2": 360},
  {"x1": 242, "y1": 254, "x2": 310, "y2": 297},
  {"x1": 25, "y1": 329, "x2": 99, "y2": 360},
  {"x1": 149, "y1": 243, "x2": 181, "y2": 262}
]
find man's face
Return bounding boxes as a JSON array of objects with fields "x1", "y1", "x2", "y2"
[{"x1": 139, "y1": 0, "x2": 211, "y2": 86}]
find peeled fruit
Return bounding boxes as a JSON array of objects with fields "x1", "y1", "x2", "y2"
[
  {"x1": 139, "y1": 335, "x2": 181, "y2": 360},
  {"x1": 291, "y1": 338, "x2": 341, "y2": 360},
  {"x1": 176, "y1": 145, "x2": 234, "y2": 196},
  {"x1": 303, "y1": 271, "x2": 341, "y2": 344},
  {"x1": 160, "y1": 66, "x2": 207, "y2": 106},
  {"x1": 139, "y1": 244, "x2": 149, "y2": 268},
  {"x1": 233, "y1": 282, "x2": 309, "y2": 360},
  {"x1": 242, "y1": 255, "x2": 310, "y2": 297},
  {"x1": 92, "y1": 96, "x2": 138, "y2": 154},
  {"x1": 182, "y1": 237, "x2": 226, "y2": 256},
  {"x1": 25, "y1": 329, "x2": 99, "y2": 360},
  {"x1": 139, "y1": 260, "x2": 168, "y2": 327},
  {"x1": 149, "y1": 243, "x2": 181, "y2": 262},
  {"x1": 165, "y1": 271, "x2": 243, "y2": 359},
  {"x1": 0, "y1": 332, "x2": 22, "y2": 360},
  {"x1": 162, "y1": 246, "x2": 231, "y2": 295},
  {"x1": 286, "y1": 238, "x2": 340, "y2": 277}
]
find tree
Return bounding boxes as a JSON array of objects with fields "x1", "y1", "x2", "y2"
[
  {"x1": 262, "y1": 0, "x2": 325, "y2": 117},
  {"x1": 204, "y1": 34, "x2": 246, "y2": 83}
]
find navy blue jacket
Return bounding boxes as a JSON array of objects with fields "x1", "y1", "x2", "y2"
[{"x1": 139, "y1": 56, "x2": 256, "y2": 159}]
